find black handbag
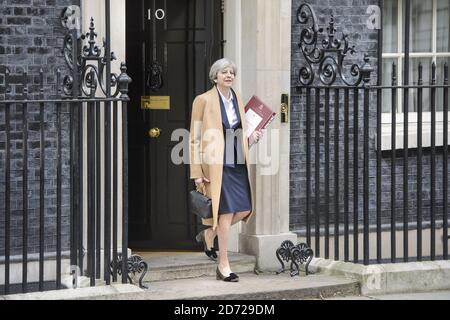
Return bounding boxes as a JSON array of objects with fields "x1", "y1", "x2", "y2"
[{"x1": 188, "y1": 184, "x2": 213, "y2": 219}]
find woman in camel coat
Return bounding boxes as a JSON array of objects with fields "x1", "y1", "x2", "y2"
[{"x1": 189, "y1": 58, "x2": 262, "y2": 282}]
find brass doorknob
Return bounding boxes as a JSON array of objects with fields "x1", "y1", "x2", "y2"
[{"x1": 148, "y1": 127, "x2": 161, "y2": 138}]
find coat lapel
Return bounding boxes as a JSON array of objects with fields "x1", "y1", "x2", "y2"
[
  {"x1": 234, "y1": 90, "x2": 247, "y2": 133},
  {"x1": 217, "y1": 87, "x2": 241, "y2": 130},
  {"x1": 230, "y1": 89, "x2": 241, "y2": 128},
  {"x1": 234, "y1": 91, "x2": 249, "y2": 161}
]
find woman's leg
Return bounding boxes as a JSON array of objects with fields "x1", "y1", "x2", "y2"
[
  {"x1": 217, "y1": 213, "x2": 234, "y2": 275},
  {"x1": 231, "y1": 210, "x2": 251, "y2": 226},
  {"x1": 204, "y1": 210, "x2": 248, "y2": 252},
  {"x1": 204, "y1": 227, "x2": 217, "y2": 250}
]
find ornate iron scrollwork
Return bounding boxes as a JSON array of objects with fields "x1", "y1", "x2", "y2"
[
  {"x1": 276, "y1": 240, "x2": 314, "y2": 277},
  {"x1": 147, "y1": 61, "x2": 163, "y2": 91},
  {"x1": 62, "y1": 17, "x2": 122, "y2": 97},
  {"x1": 110, "y1": 254, "x2": 149, "y2": 289},
  {"x1": 296, "y1": 3, "x2": 373, "y2": 87}
]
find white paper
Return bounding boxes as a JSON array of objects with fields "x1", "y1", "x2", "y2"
[{"x1": 245, "y1": 108, "x2": 263, "y2": 138}]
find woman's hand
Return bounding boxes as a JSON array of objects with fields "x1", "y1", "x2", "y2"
[
  {"x1": 195, "y1": 177, "x2": 210, "y2": 186},
  {"x1": 252, "y1": 130, "x2": 264, "y2": 143}
]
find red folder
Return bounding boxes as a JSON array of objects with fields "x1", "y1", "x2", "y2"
[{"x1": 244, "y1": 95, "x2": 276, "y2": 147}]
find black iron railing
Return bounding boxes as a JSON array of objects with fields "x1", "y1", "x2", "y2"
[
  {"x1": 295, "y1": 3, "x2": 450, "y2": 265},
  {"x1": 0, "y1": 3, "x2": 132, "y2": 294}
]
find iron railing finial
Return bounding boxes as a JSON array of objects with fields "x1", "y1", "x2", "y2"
[
  {"x1": 118, "y1": 62, "x2": 132, "y2": 100},
  {"x1": 361, "y1": 53, "x2": 374, "y2": 86}
]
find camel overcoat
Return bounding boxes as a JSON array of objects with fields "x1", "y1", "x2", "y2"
[{"x1": 189, "y1": 86, "x2": 255, "y2": 230}]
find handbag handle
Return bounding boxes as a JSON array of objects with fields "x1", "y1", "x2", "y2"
[{"x1": 196, "y1": 182, "x2": 207, "y2": 196}]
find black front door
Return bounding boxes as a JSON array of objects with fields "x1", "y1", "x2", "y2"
[{"x1": 126, "y1": 0, "x2": 222, "y2": 250}]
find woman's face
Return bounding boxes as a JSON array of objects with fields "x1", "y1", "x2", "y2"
[{"x1": 216, "y1": 67, "x2": 235, "y2": 88}]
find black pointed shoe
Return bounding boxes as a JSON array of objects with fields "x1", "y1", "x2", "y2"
[
  {"x1": 195, "y1": 230, "x2": 218, "y2": 262},
  {"x1": 216, "y1": 267, "x2": 239, "y2": 282},
  {"x1": 229, "y1": 272, "x2": 239, "y2": 280}
]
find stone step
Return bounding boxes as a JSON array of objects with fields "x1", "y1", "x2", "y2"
[
  {"x1": 133, "y1": 252, "x2": 257, "y2": 282},
  {"x1": 81, "y1": 272, "x2": 360, "y2": 300}
]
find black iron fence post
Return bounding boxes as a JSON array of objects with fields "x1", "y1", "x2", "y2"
[
  {"x1": 376, "y1": 0, "x2": 384, "y2": 265},
  {"x1": 403, "y1": 0, "x2": 411, "y2": 263},
  {"x1": 21, "y1": 70, "x2": 29, "y2": 293},
  {"x1": 104, "y1": 0, "x2": 112, "y2": 286},
  {"x1": 325, "y1": 88, "x2": 330, "y2": 259},
  {"x1": 306, "y1": 88, "x2": 312, "y2": 247},
  {"x1": 95, "y1": 99, "x2": 101, "y2": 280},
  {"x1": 431, "y1": 62, "x2": 437, "y2": 261},
  {"x1": 417, "y1": 63, "x2": 423, "y2": 262},
  {"x1": 344, "y1": 88, "x2": 350, "y2": 262},
  {"x1": 444, "y1": 63, "x2": 449, "y2": 260},
  {"x1": 117, "y1": 62, "x2": 132, "y2": 284},
  {"x1": 353, "y1": 87, "x2": 359, "y2": 263},
  {"x1": 88, "y1": 69, "x2": 96, "y2": 286},
  {"x1": 315, "y1": 87, "x2": 320, "y2": 256},
  {"x1": 4, "y1": 69, "x2": 11, "y2": 295},
  {"x1": 391, "y1": 62, "x2": 397, "y2": 263},
  {"x1": 113, "y1": 99, "x2": 118, "y2": 282},
  {"x1": 39, "y1": 68, "x2": 45, "y2": 292},
  {"x1": 334, "y1": 88, "x2": 340, "y2": 261},
  {"x1": 56, "y1": 68, "x2": 62, "y2": 290},
  {"x1": 361, "y1": 54, "x2": 374, "y2": 265}
]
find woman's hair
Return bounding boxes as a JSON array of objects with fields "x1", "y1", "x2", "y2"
[{"x1": 209, "y1": 58, "x2": 237, "y2": 85}]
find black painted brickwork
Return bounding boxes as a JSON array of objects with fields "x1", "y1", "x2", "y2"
[{"x1": 0, "y1": 0, "x2": 80, "y2": 256}]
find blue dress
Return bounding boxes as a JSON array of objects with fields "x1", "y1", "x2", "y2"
[{"x1": 218, "y1": 89, "x2": 252, "y2": 214}]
